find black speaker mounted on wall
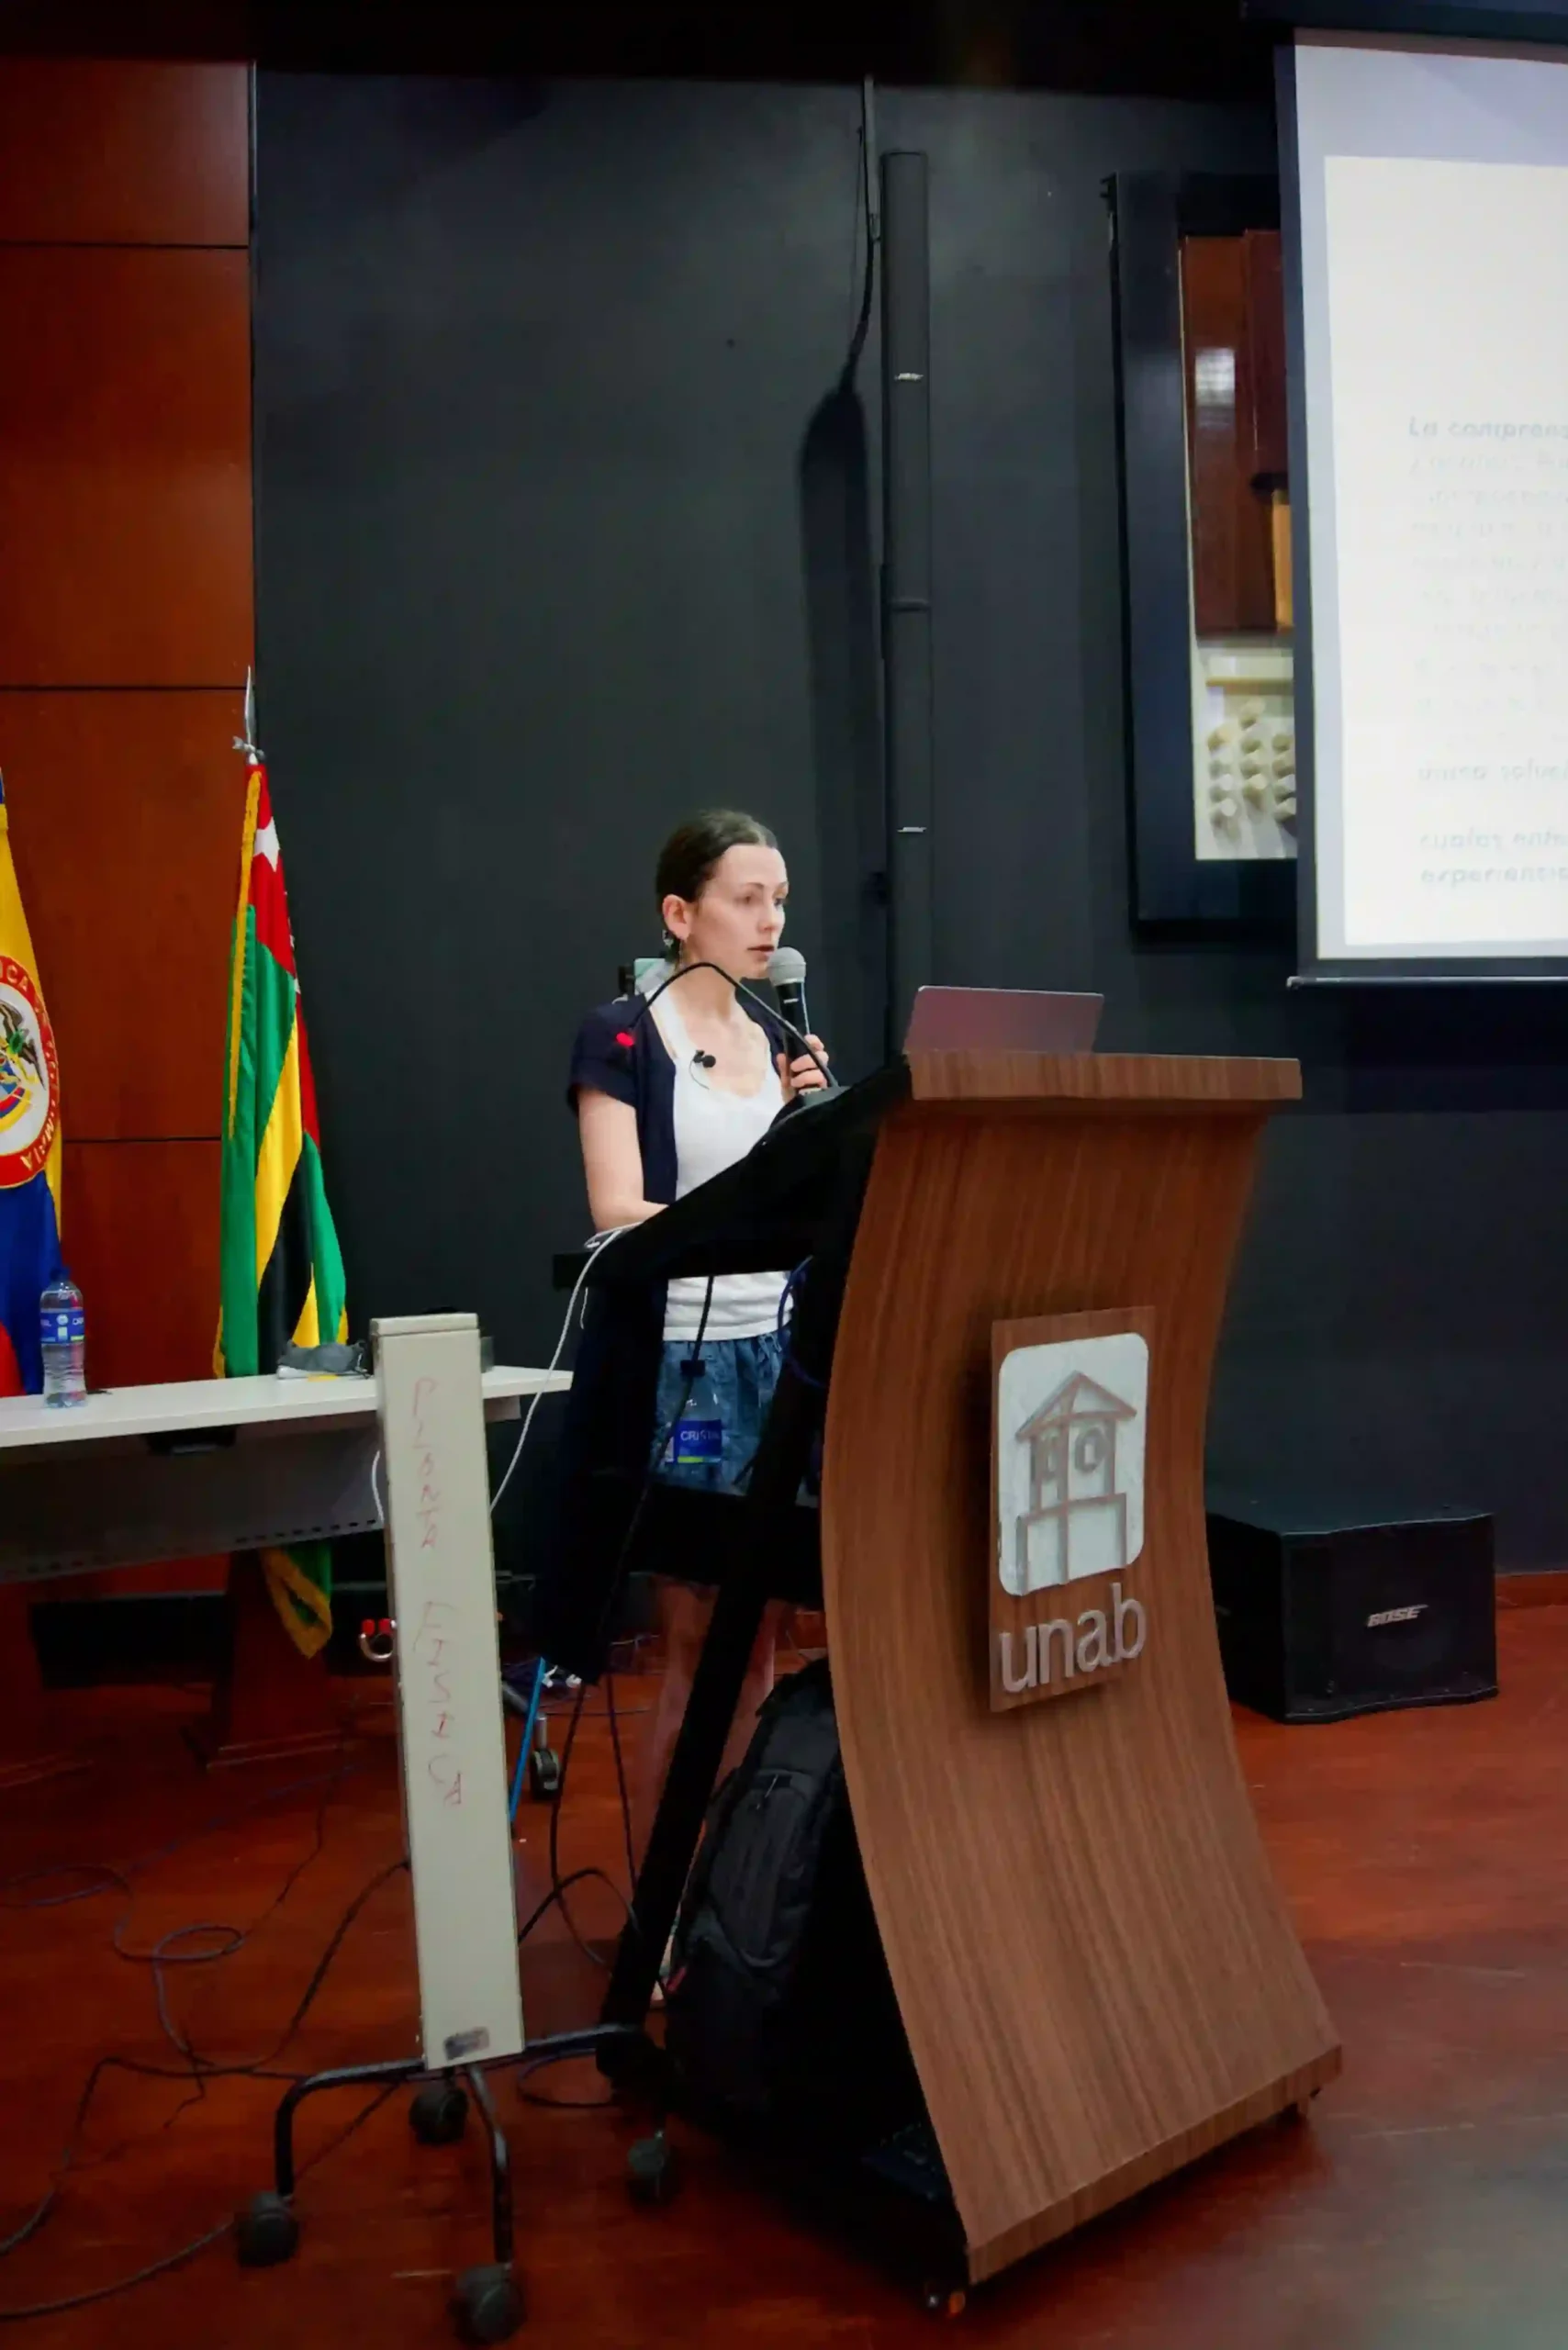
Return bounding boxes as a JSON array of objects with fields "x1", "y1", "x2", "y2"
[{"x1": 1206, "y1": 1490, "x2": 1497, "y2": 1723}]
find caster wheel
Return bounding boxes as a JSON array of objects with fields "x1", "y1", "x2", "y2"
[
  {"x1": 627, "y1": 2131, "x2": 680, "y2": 2206},
  {"x1": 922, "y1": 2283, "x2": 967, "y2": 2318},
  {"x1": 410, "y1": 2081, "x2": 469, "y2": 2146},
  {"x1": 453, "y1": 2262, "x2": 525, "y2": 2344},
  {"x1": 234, "y1": 2189, "x2": 299, "y2": 2267},
  {"x1": 529, "y1": 1747, "x2": 562, "y2": 1800}
]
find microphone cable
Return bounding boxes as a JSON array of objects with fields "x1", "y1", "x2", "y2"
[
  {"x1": 366, "y1": 1223, "x2": 623, "y2": 1531},
  {"x1": 490, "y1": 1225, "x2": 623, "y2": 1516},
  {"x1": 616, "y1": 957, "x2": 832, "y2": 1089}
]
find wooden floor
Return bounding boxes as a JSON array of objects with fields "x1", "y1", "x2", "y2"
[{"x1": 3, "y1": 1598, "x2": 1566, "y2": 2348}]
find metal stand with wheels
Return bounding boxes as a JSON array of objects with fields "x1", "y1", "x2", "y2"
[
  {"x1": 236, "y1": 2026, "x2": 636, "y2": 2344},
  {"x1": 236, "y1": 2055, "x2": 520, "y2": 2343},
  {"x1": 234, "y1": 1318, "x2": 622, "y2": 2342}
]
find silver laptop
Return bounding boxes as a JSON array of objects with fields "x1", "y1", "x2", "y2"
[{"x1": 903, "y1": 986, "x2": 1103, "y2": 1055}]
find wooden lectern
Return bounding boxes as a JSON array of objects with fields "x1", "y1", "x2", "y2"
[
  {"x1": 823, "y1": 1048, "x2": 1339, "y2": 2285},
  {"x1": 562, "y1": 1041, "x2": 1339, "y2": 2298}
]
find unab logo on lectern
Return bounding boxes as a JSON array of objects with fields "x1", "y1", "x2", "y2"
[{"x1": 990, "y1": 1322, "x2": 1149, "y2": 1711}]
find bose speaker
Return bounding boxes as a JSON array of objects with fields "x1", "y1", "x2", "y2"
[{"x1": 1205, "y1": 1490, "x2": 1497, "y2": 1724}]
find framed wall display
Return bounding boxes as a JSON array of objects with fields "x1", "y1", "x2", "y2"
[{"x1": 1109, "y1": 171, "x2": 1298, "y2": 929}]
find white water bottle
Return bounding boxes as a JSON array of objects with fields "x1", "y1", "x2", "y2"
[{"x1": 39, "y1": 1271, "x2": 86, "y2": 1406}]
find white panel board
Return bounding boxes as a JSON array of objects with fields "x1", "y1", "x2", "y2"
[{"x1": 374, "y1": 1311, "x2": 524, "y2": 2066}]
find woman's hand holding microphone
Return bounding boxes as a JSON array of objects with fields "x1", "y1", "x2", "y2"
[{"x1": 777, "y1": 1037, "x2": 831, "y2": 1099}]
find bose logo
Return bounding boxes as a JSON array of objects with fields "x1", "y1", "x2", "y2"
[{"x1": 1367, "y1": 1604, "x2": 1428, "y2": 1628}]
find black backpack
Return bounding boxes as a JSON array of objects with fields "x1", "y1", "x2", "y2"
[{"x1": 664, "y1": 1659, "x2": 924, "y2": 2153}]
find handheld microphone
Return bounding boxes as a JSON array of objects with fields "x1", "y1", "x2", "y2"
[
  {"x1": 767, "y1": 946, "x2": 837, "y2": 1107},
  {"x1": 767, "y1": 948, "x2": 811, "y2": 1047}
]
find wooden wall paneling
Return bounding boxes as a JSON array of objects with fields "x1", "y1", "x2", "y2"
[
  {"x1": 1242, "y1": 228, "x2": 1292, "y2": 631},
  {"x1": 0, "y1": 247, "x2": 253, "y2": 687},
  {"x1": 1179, "y1": 235, "x2": 1275, "y2": 636},
  {"x1": 1242, "y1": 229, "x2": 1287, "y2": 482},
  {"x1": 0, "y1": 63, "x2": 261, "y2": 1667},
  {"x1": 0, "y1": 690, "x2": 246, "y2": 1140},
  {"x1": 821, "y1": 1057, "x2": 1338, "y2": 2288},
  {"x1": 186, "y1": 1553, "x2": 344, "y2": 1768},
  {"x1": 905, "y1": 1048, "x2": 1302, "y2": 1106},
  {"x1": 62, "y1": 1140, "x2": 220, "y2": 1390},
  {"x1": 0, "y1": 61, "x2": 249, "y2": 247}
]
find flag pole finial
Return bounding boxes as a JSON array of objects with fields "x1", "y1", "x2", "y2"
[{"x1": 235, "y1": 667, "x2": 263, "y2": 765}]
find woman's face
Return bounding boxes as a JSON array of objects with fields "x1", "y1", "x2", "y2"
[{"x1": 665, "y1": 843, "x2": 788, "y2": 980}]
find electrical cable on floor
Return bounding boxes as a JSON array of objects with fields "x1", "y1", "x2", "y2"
[
  {"x1": 1, "y1": 1753, "x2": 360, "y2": 1918},
  {"x1": 0, "y1": 1764, "x2": 352, "y2": 2263},
  {"x1": 0, "y1": 1850, "x2": 408, "y2": 2262},
  {"x1": 5, "y1": 1258, "x2": 717, "y2": 2311},
  {"x1": 0, "y1": 2081, "x2": 398, "y2": 2324},
  {"x1": 512, "y1": 1865, "x2": 641, "y2": 2101},
  {"x1": 516, "y1": 1863, "x2": 635, "y2": 1955},
  {"x1": 0, "y1": 1791, "x2": 409, "y2": 2293},
  {"x1": 121, "y1": 1757, "x2": 353, "y2": 2076},
  {"x1": 2, "y1": 1225, "x2": 715, "y2": 2315},
  {"x1": 514, "y1": 2045, "x2": 619, "y2": 2113},
  {"x1": 543, "y1": 1679, "x2": 611, "y2": 1968}
]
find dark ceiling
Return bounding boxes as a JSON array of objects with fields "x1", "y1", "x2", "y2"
[{"x1": 0, "y1": 1, "x2": 1279, "y2": 99}]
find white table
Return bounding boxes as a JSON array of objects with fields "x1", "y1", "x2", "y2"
[{"x1": 0, "y1": 1366, "x2": 570, "y2": 1586}]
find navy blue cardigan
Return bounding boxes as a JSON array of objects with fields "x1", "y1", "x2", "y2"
[{"x1": 566, "y1": 989, "x2": 788, "y2": 1212}]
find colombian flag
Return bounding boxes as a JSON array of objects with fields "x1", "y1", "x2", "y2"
[
  {"x1": 216, "y1": 726, "x2": 348, "y2": 1653},
  {"x1": 0, "y1": 773, "x2": 63, "y2": 1398}
]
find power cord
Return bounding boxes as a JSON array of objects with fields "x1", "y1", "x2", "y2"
[
  {"x1": 543, "y1": 1680, "x2": 609, "y2": 1969},
  {"x1": 366, "y1": 1225, "x2": 623, "y2": 1530},
  {"x1": 118, "y1": 1758, "x2": 354, "y2": 2077},
  {"x1": 0, "y1": 1775, "x2": 408, "y2": 2312},
  {"x1": 2, "y1": 1756, "x2": 361, "y2": 1922},
  {"x1": 842, "y1": 76, "x2": 879, "y2": 387},
  {"x1": 491, "y1": 1228, "x2": 624, "y2": 1516},
  {"x1": 0, "y1": 2079, "x2": 397, "y2": 2324},
  {"x1": 2, "y1": 1838, "x2": 407, "y2": 2260},
  {"x1": 516, "y1": 1863, "x2": 634, "y2": 1955},
  {"x1": 604, "y1": 1669, "x2": 636, "y2": 1894},
  {"x1": 513, "y1": 1862, "x2": 643, "y2": 2103}
]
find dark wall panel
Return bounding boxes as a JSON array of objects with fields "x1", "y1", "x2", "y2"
[
  {"x1": 253, "y1": 76, "x2": 879, "y2": 1388},
  {"x1": 254, "y1": 73, "x2": 1568, "y2": 1568},
  {"x1": 893, "y1": 86, "x2": 1568, "y2": 1561}
]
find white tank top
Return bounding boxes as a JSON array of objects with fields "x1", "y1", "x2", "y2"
[{"x1": 654, "y1": 995, "x2": 789, "y2": 1341}]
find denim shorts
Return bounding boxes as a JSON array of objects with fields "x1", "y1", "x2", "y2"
[{"x1": 653, "y1": 1329, "x2": 787, "y2": 1495}]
